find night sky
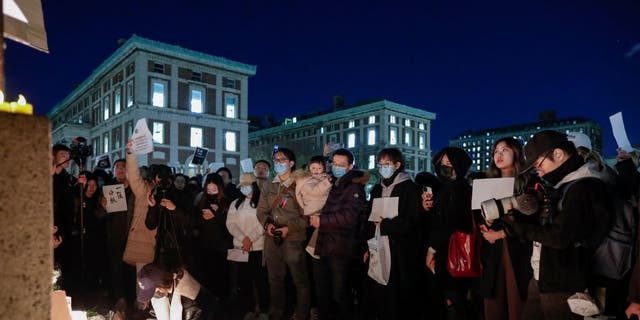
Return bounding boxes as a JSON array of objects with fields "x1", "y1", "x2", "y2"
[{"x1": 5, "y1": 0, "x2": 640, "y2": 156}]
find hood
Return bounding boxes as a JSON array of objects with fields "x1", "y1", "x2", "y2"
[
  {"x1": 432, "y1": 147, "x2": 472, "y2": 178},
  {"x1": 339, "y1": 169, "x2": 370, "y2": 186},
  {"x1": 554, "y1": 159, "x2": 612, "y2": 189}
]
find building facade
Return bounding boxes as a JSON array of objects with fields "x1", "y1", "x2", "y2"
[
  {"x1": 449, "y1": 115, "x2": 602, "y2": 172},
  {"x1": 249, "y1": 99, "x2": 437, "y2": 180},
  {"x1": 49, "y1": 35, "x2": 256, "y2": 178}
]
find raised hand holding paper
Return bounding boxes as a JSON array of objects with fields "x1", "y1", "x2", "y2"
[
  {"x1": 609, "y1": 112, "x2": 633, "y2": 152},
  {"x1": 130, "y1": 118, "x2": 154, "y2": 155}
]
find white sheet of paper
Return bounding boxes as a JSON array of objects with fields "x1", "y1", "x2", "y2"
[
  {"x1": 227, "y1": 248, "x2": 249, "y2": 262},
  {"x1": 609, "y1": 112, "x2": 633, "y2": 152},
  {"x1": 209, "y1": 162, "x2": 225, "y2": 173},
  {"x1": 130, "y1": 118, "x2": 154, "y2": 155},
  {"x1": 471, "y1": 177, "x2": 515, "y2": 210},
  {"x1": 240, "y1": 158, "x2": 254, "y2": 173},
  {"x1": 368, "y1": 197, "x2": 399, "y2": 222},
  {"x1": 103, "y1": 184, "x2": 128, "y2": 213}
]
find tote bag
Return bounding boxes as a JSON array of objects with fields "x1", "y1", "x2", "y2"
[{"x1": 367, "y1": 225, "x2": 391, "y2": 285}]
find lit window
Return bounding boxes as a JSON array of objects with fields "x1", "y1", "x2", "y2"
[
  {"x1": 190, "y1": 88, "x2": 203, "y2": 113},
  {"x1": 419, "y1": 133, "x2": 425, "y2": 150},
  {"x1": 320, "y1": 127, "x2": 325, "y2": 134},
  {"x1": 369, "y1": 115, "x2": 376, "y2": 124},
  {"x1": 114, "y1": 88, "x2": 122, "y2": 114},
  {"x1": 190, "y1": 127, "x2": 203, "y2": 147},
  {"x1": 405, "y1": 131, "x2": 411, "y2": 146},
  {"x1": 367, "y1": 128, "x2": 376, "y2": 145},
  {"x1": 405, "y1": 119, "x2": 411, "y2": 127},
  {"x1": 389, "y1": 115, "x2": 396, "y2": 124},
  {"x1": 153, "y1": 122, "x2": 164, "y2": 144},
  {"x1": 368, "y1": 155, "x2": 375, "y2": 169},
  {"x1": 389, "y1": 127, "x2": 397, "y2": 145},
  {"x1": 103, "y1": 134, "x2": 109, "y2": 153},
  {"x1": 347, "y1": 132, "x2": 356, "y2": 148},
  {"x1": 225, "y1": 131, "x2": 237, "y2": 151},
  {"x1": 349, "y1": 120, "x2": 355, "y2": 128},
  {"x1": 152, "y1": 80, "x2": 166, "y2": 107},
  {"x1": 419, "y1": 122, "x2": 425, "y2": 130},
  {"x1": 225, "y1": 94, "x2": 237, "y2": 118},
  {"x1": 103, "y1": 96, "x2": 110, "y2": 120},
  {"x1": 126, "y1": 80, "x2": 134, "y2": 107}
]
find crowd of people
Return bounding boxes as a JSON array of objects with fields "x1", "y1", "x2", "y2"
[{"x1": 50, "y1": 131, "x2": 640, "y2": 320}]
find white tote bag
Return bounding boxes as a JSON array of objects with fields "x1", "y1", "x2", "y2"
[{"x1": 367, "y1": 225, "x2": 391, "y2": 285}]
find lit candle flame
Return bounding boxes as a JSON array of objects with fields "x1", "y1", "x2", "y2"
[{"x1": 18, "y1": 95, "x2": 26, "y2": 105}]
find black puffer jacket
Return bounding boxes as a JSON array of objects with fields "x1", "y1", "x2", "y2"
[{"x1": 315, "y1": 170, "x2": 368, "y2": 257}]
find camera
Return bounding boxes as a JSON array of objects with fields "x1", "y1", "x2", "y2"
[
  {"x1": 69, "y1": 136, "x2": 92, "y2": 167},
  {"x1": 480, "y1": 193, "x2": 539, "y2": 222},
  {"x1": 264, "y1": 216, "x2": 283, "y2": 246}
]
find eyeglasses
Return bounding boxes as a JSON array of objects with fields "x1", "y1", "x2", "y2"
[
  {"x1": 273, "y1": 157, "x2": 289, "y2": 164},
  {"x1": 533, "y1": 150, "x2": 552, "y2": 169},
  {"x1": 377, "y1": 164, "x2": 393, "y2": 169}
]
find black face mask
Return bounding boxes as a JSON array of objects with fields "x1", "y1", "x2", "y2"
[
  {"x1": 207, "y1": 194, "x2": 217, "y2": 203},
  {"x1": 437, "y1": 165, "x2": 455, "y2": 181}
]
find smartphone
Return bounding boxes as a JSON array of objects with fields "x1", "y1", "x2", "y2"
[{"x1": 422, "y1": 186, "x2": 432, "y2": 196}]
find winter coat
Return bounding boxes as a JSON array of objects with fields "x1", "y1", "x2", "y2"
[
  {"x1": 506, "y1": 155, "x2": 611, "y2": 293},
  {"x1": 226, "y1": 198, "x2": 265, "y2": 251},
  {"x1": 315, "y1": 170, "x2": 368, "y2": 257},
  {"x1": 257, "y1": 176, "x2": 306, "y2": 242},
  {"x1": 295, "y1": 170, "x2": 332, "y2": 216},
  {"x1": 195, "y1": 194, "x2": 232, "y2": 252}
]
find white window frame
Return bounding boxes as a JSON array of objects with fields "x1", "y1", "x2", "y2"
[
  {"x1": 419, "y1": 122, "x2": 425, "y2": 130},
  {"x1": 368, "y1": 155, "x2": 375, "y2": 169},
  {"x1": 114, "y1": 87, "x2": 122, "y2": 114},
  {"x1": 225, "y1": 131, "x2": 237, "y2": 151},
  {"x1": 126, "y1": 80, "x2": 134, "y2": 107},
  {"x1": 152, "y1": 79, "x2": 167, "y2": 107},
  {"x1": 368, "y1": 115, "x2": 376, "y2": 124},
  {"x1": 225, "y1": 93, "x2": 238, "y2": 118},
  {"x1": 419, "y1": 133, "x2": 426, "y2": 150},
  {"x1": 348, "y1": 120, "x2": 355, "y2": 128},
  {"x1": 405, "y1": 119, "x2": 411, "y2": 127},
  {"x1": 103, "y1": 134, "x2": 109, "y2": 153},
  {"x1": 190, "y1": 127, "x2": 203, "y2": 147},
  {"x1": 153, "y1": 122, "x2": 164, "y2": 144},
  {"x1": 367, "y1": 128, "x2": 376, "y2": 146},
  {"x1": 103, "y1": 96, "x2": 110, "y2": 120},
  {"x1": 190, "y1": 87, "x2": 204, "y2": 113},
  {"x1": 389, "y1": 127, "x2": 397, "y2": 145},
  {"x1": 405, "y1": 131, "x2": 411, "y2": 146},
  {"x1": 347, "y1": 132, "x2": 356, "y2": 148},
  {"x1": 389, "y1": 115, "x2": 396, "y2": 124}
]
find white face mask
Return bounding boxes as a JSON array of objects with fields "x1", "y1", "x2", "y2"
[{"x1": 240, "y1": 185, "x2": 252, "y2": 196}]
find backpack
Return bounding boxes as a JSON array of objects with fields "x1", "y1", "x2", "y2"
[{"x1": 560, "y1": 178, "x2": 637, "y2": 280}]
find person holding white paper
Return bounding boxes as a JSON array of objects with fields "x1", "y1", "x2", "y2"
[
  {"x1": 225, "y1": 173, "x2": 269, "y2": 319},
  {"x1": 361, "y1": 148, "x2": 422, "y2": 320},
  {"x1": 425, "y1": 147, "x2": 474, "y2": 320},
  {"x1": 475, "y1": 137, "x2": 540, "y2": 320}
]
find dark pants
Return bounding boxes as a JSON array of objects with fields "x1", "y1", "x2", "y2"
[
  {"x1": 312, "y1": 256, "x2": 350, "y2": 320},
  {"x1": 539, "y1": 292, "x2": 581, "y2": 320},
  {"x1": 229, "y1": 251, "x2": 270, "y2": 314},
  {"x1": 107, "y1": 238, "x2": 136, "y2": 305},
  {"x1": 265, "y1": 238, "x2": 310, "y2": 320},
  {"x1": 198, "y1": 249, "x2": 229, "y2": 300}
]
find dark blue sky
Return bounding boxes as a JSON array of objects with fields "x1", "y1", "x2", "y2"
[{"x1": 6, "y1": 0, "x2": 640, "y2": 156}]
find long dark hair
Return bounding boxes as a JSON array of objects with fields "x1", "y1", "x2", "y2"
[
  {"x1": 235, "y1": 181, "x2": 261, "y2": 210},
  {"x1": 487, "y1": 137, "x2": 528, "y2": 193},
  {"x1": 199, "y1": 173, "x2": 227, "y2": 209}
]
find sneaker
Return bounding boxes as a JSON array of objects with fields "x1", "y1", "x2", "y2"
[{"x1": 305, "y1": 246, "x2": 320, "y2": 259}]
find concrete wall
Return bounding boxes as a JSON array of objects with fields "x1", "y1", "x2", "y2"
[{"x1": 0, "y1": 113, "x2": 52, "y2": 319}]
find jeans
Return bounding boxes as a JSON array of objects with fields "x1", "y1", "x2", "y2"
[
  {"x1": 265, "y1": 238, "x2": 310, "y2": 320},
  {"x1": 312, "y1": 256, "x2": 350, "y2": 320}
]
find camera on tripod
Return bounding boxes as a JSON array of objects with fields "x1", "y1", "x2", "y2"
[{"x1": 69, "y1": 136, "x2": 92, "y2": 167}]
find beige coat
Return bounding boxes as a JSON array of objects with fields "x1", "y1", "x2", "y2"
[{"x1": 122, "y1": 152, "x2": 157, "y2": 265}]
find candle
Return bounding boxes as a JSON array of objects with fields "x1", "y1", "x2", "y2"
[{"x1": 0, "y1": 91, "x2": 33, "y2": 115}]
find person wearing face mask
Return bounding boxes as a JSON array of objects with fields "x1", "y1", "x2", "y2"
[
  {"x1": 361, "y1": 148, "x2": 423, "y2": 320},
  {"x1": 295, "y1": 155, "x2": 332, "y2": 259},
  {"x1": 226, "y1": 173, "x2": 270, "y2": 319},
  {"x1": 425, "y1": 147, "x2": 474, "y2": 320},
  {"x1": 257, "y1": 148, "x2": 311, "y2": 320},
  {"x1": 309, "y1": 148, "x2": 368, "y2": 320},
  {"x1": 194, "y1": 173, "x2": 233, "y2": 303}
]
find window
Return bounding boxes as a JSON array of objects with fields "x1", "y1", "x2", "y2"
[
  {"x1": 419, "y1": 122, "x2": 425, "y2": 130},
  {"x1": 367, "y1": 128, "x2": 376, "y2": 145},
  {"x1": 152, "y1": 79, "x2": 166, "y2": 107},
  {"x1": 224, "y1": 78, "x2": 236, "y2": 88},
  {"x1": 153, "y1": 122, "x2": 164, "y2": 144},
  {"x1": 419, "y1": 133, "x2": 426, "y2": 150},
  {"x1": 320, "y1": 127, "x2": 325, "y2": 134},
  {"x1": 225, "y1": 131, "x2": 237, "y2": 151},
  {"x1": 347, "y1": 132, "x2": 356, "y2": 148},
  {"x1": 153, "y1": 63, "x2": 164, "y2": 73},
  {"x1": 348, "y1": 120, "x2": 355, "y2": 128},
  {"x1": 103, "y1": 96, "x2": 110, "y2": 120},
  {"x1": 368, "y1": 155, "x2": 375, "y2": 169},
  {"x1": 190, "y1": 127, "x2": 203, "y2": 147},
  {"x1": 369, "y1": 115, "x2": 376, "y2": 124},
  {"x1": 191, "y1": 71, "x2": 202, "y2": 82},
  {"x1": 405, "y1": 131, "x2": 412, "y2": 146},
  {"x1": 389, "y1": 127, "x2": 397, "y2": 145},
  {"x1": 190, "y1": 88, "x2": 204, "y2": 113},
  {"x1": 225, "y1": 94, "x2": 237, "y2": 118},
  {"x1": 405, "y1": 119, "x2": 411, "y2": 127},
  {"x1": 114, "y1": 87, "x2": 122, "y2": 114},
  {"x1": 126, "y1": 80, "x2": 134, "y2": 107},
  {"x1": 389, "y1": 115, "x2": 396, "y2": 124},
  {"x1": 103, "y1": 134, "x2": 109, "y2": 153}
]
